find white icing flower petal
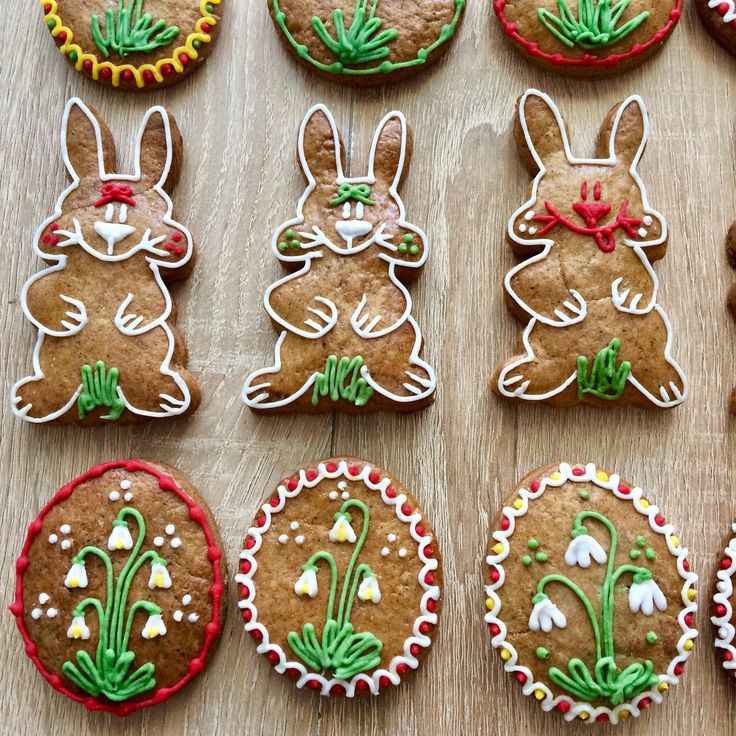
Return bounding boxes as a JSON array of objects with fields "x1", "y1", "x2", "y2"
[
  {"x1": 148, "y1": 562, "x2": 172, "y2": 589},
  {"x1": 629, "y1": 578, "x2": 667, "y2": 616},
  {"x1": 107, "y1": 522, "x2": 133, "y2": 551},
  {"x1": 328, "y1": 514, "x2": 356, "y2": 544},
  {"x1": 564, "y1": 534, "x2": 607, "y2": 568},
  {"x1": 357, "y1": 574, "x2": 381, "y2": 604},
  {"x1": 529, "y1": 597, "x2": 567, "y2": 633},
  {"x1": 141, "y1": 614, "x2": 167, "y2": 639},
  {"x1": 64, "y1": 562, "x2": 88, "y2": 589},
  {"x1": 66, "y1": 615, "x2": 91, "y2": 640},
  {"x1": 294, "y1": 568, "x2": 319, "y2": 598}
]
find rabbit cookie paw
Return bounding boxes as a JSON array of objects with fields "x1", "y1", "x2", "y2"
[
  {"x1": 10, "y1": 460, "x2": 227, "y2": 716},
  {"x1": 268, "y1": 0, "x2": 465, "y2": 85},
  {"x1": 243, "y1": 105, "x2": 436, "y2": 414},
  {"x1": 486, "y1": 462, "x2": 698, "y2": 723},
  {"x1": 493, "y1": 0, "x2": 682, "y2": 77},
  {"x1": 495, "y1": 90, "x2": 687, "y2": 410},
  {"x1": 39, "y1": 0, "x2": 223, "y2": 90},
  {"x1": 238, "y1": 458, "x2": 441, "y2": 695},
  {"x1": 11, "y1": 98, "x2": 200, "y2": 425}
]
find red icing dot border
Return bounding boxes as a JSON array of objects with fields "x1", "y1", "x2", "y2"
[{"x1": 10, "y1": 459, "x2": 225, "y2": 717}]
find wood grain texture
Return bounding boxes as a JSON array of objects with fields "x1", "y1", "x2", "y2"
[{"x1": 1, "y1": 1, "x2": 735, "y2": 734}]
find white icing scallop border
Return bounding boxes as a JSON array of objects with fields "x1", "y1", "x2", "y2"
[
  {"x1": 712, "y1": 523, "x2": 736, "y2": 669},
  {"x1": 485, "y1": 461, "x2": 698, "y2": 724},
  {"x1": 236, "y1": 459, "x2": 440, "y2": 696}
]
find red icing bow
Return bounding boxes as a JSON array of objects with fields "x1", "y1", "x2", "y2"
[
  {"x1": 532, "y1": 200, "x2": 642, "y2": 253},
  {"x1": 94, "y1": 183, "x2": 136, "y2": 208}
]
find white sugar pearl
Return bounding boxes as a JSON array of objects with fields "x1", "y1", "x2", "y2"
[
  {"x1": 338, "y1": 481, "x2": 347, "y2": 490},
  {"x1": 109, "y1": 491, "x2": 120, "y2": 501},
  {"x1": 61, "y1": 540, "x2": 71, "y2": 550},
  {"x1": 341, "y1": 491, "x2": 349, "y2": 500},
  {"x1": 643, "y1": 215, "x2": 652, "y2": 226},
  {"x1": 638, "y1": 228, "x2": 647, "y2": 238},
  {"x1": 123, "y1": 492, "x2": 133, "y2": 502},
  {"x1": 120, "y1": 480, "x2": 131, "y2": 490},
  {"x1": 173, "y1": 610, "x2": 183, "y2": 622},
  {"x1": 46, "y1": 608, "x2": 58, "y2": 618},
  {"x1": 329, "y1": 491, "x2": 339, "y2": 500},
  {"x1": 387, "y1": 533, "x2": 397, "y2": 543},
  {"x1": 48, "y1": 534, "x2": 58, "y2": 544},
  {"x1": 295, "y1": 536, "x2": 305, "y2": 545},
  {"x1": 182, "y1": 594, "x2": 192, "y2": 605},
  {"x1": 165, "y1": 524, "x2": 175, "y2": 535},
  {"x1": 171, "y1": 538, "x2": 182, "y2": 548},
  {"x1": 188, "y1": 613, "x2": 199, "y2": 623},
  {"x1": 381, "y1": 547, "x2": 390, "y2": 557},
  {"x1": 518, "y1": 223, "x2": 527, "y2": 232},
  {"x1": 154, "y1": 537, "x2": 164, "y2": 547},
  {"x1": 528, "y1": 227, "x2": 537, "y2": 235},
  {"x1": 398, "y1": 549, "x2": 407, "y2": 558},
  {"x1": 39, "y1": 593, "x2": 50, "y2": 604},
  {"x1": 290, "y1": 521, "x2": 299, "y2": 530},
  {"x1": 60, "y1": 524, "x2": 71, "y2": 534},
  {"x1": 525, "y1": 210, "x2": 535, "y2": 220},
  {"x1": 31, "y1": 609, "x2": 42, "y2": 620},
  {"x1": 278, "y1": 534, "x2": 289, "y2": 544}
]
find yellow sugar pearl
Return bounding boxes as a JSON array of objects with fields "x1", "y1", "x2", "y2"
[
  {"x1": 550, "y1": 472, "x2": 562, "y2": 481},
  {"x1": 658, "y1": 682, "x2": 669, "y2": 693},
  {"x1": 578, "y1": 712, "x2": 589, "y2": 720},
  {"x1": 684, "y1": 640, "x2": 694, "y2": 651},
  {"x1": 688, "y1": 589, "x2": 697, "y2": 601},
  {"x1": 500, "y1": 648, "x2": 511, "y2": 661},
  {"x1": 639, "y1": 499, "x2": 650, "y2": 509},
  {"x1": 485, "y1": 597, "x2": 495, "y2": 610},
  {"x1": 670, "y1": 535, "x2": 680, "y2": 548},
  {"x1": 596, "y1": 472, "x2": 609, "y2": 482},
  {"x1": 534, "y1": 689, "x2": 545, "y2": 700},
  {"x1": 492, "y1": 542, "x2": 504, "y2": 555},
  {"x1": 513, "y1": 499, "x2": 523, "y2": 510},
  {"x1": 619, "y1": 711, "x2": 630, "y2": 720}
]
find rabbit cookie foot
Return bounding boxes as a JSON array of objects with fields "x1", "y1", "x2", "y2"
[
  {"x1": 11, "y1": 374, "x2": 82, "y2": 423},
  {"x1": 628, "y1": 363, "x2": 688, "y2": 409},
  {"x1": 497, "y1": 357, "x2": 577, "y2": 403},
  {"x1": 118, "y1": 371, "x2": 192, "y2": 418}
]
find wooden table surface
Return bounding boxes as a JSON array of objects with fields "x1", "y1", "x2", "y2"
[{"x1": 1, "y1": 0, "x2": 735, "y2": 734}]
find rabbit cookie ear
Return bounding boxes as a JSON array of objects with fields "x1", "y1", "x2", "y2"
[
  {"x1": 60, "y1": 98, "x2": 115, "y2": 182},
  {"x1": 297, "y1": 104, "x2": 344, "y2": 185},
  {"x1": 368, "y1": 112, "x2": 410, "y2": 191},
  {"x1": 515, "y1": 89, "x2": 570, "y2": 173},
  {"x1": 602, "y1": 96, "x2": 649, "y2": 169},
  {"x1": 135, "y1": 106, "x2": 182, "y2": 191}
]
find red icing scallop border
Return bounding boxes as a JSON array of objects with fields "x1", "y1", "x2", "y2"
[
  {"x1": 493, "y1": 0, "x2": 682, "y2": 70},
  {"x1": 9, "y1": 459, "x2": 225, "y2": 717}
]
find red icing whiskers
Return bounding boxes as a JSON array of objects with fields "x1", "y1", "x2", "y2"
[
  {"x1": 94, "y1": 183, "x2": 136, "y2": 208},
  {"x1": 532, "y1": 200, "x2": 642, "y2": 253}
]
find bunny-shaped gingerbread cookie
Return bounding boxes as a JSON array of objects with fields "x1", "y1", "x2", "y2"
[
  {"x1": 495, "y1": 90, "x2": 687, "y2": 409},
  {"x1": 242, "y1": 104, "x2": 436, "y2": 413},
  {"x1": 11, "y1": 98, "x2": 200, "y2": 424}
]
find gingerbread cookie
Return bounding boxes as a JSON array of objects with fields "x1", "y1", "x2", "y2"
[
  {"x1": 242, "y1": 105, "x2": 436, "y2": 414},
  {"x1": 712, "y1": 524, "x2": 736, "y2": 674},
  {"x1": 10, "y1": 459, "x2": 226, "y2": 716},
  {"x1": 494, "y1": 90, "x2": 688, "y2": 410},
  {"x1": 493, "y1": 0, "x2": 681, "y2": 76},
  {"x1": 269, "y1": 0, "x2": 465, "y2": 84},
  {"x1": 237, "y1": 458, "x2": 441, "y2": 695},
  {"x1": 39, "y1": 0, "x2": 222, "y2": 89},
  {"x1": 11, "y1": 98, "x2": 200, "y2": 425},
  {"x1": 485, "y1": 462, "x2": 698, "y2": 723},
  {"x1": 696, "y1": 0, "x2": 736, "y2": 57}
]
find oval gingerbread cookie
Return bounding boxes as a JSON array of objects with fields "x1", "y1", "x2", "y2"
[
  {"x1": 237, "y1": 458, "x2": 441, "y2": 695},
  {"x1": 696, "y1": 0, "x2": 736, "y2": 57},
  {"x1": 493, "y1": 0, "x2": 681, "y2": 76},
  {"x1": 712, "y1": 524, "x2": 736, "y2": 673},
  {"x1": 485, "y1": 462, "x2": 697, "y2": 723},
  {"x1": 39, "y1": 0, "x2": 222, "y2": 89},
  {"x1": 269, "y1": 0, "x2": 465, "y2": 84},
  {"x1": 11, "y1": 460, "x2": 226, "y2": 716}
]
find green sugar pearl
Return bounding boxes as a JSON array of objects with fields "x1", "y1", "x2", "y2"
[
  {"x1": 278, "y1": 242, "x2": 288, "y2": 252},
  {"x1": 535, "y1": 647, "x2": 550, "y2": 660},
  {"x1": 535, "y1": 552, "x2": 548, "y2": 563},
  {"x1": 629, "y1": 549, "x2": 641, "y2": 560},
  {"x1": 409, "y1": 245, "x2": 419, "y2": 255},
  {"x1": 645, "y1": 548, "x2": 656, "y2": 560},
  {"x1": 527, "y1": 539, "x2": 539, "y2": 550},
  {"x1": 636, "y1": 535, "x2": 646, "y2": 548},
  {"x1": 193, "y1": 39, "x2": 203, "y2": 49},
  {"x1": 521, "y1": 555, "x2": 532, "y2": 567},
  {"x1": 398, "y1": 243, "x2": 408, "y2": 253},
  {"x1": 646, "y1": 631, "x2": 658, "y2": 645},
  {"x1": 579, "y1": 489, "x2": 589, "y2": 500},
  {"x1": 402, "y1": 233, "x2": 414, "y2": 243}
]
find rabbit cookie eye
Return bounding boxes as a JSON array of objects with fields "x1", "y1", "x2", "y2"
[
  {"x1": 579, "y1": 181, "x2": 603, "y2": 202},
  {"x1": 163, "y1": 231, "x2": 186, "y2": 256}
]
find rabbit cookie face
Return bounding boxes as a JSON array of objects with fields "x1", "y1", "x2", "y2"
[
  {"x1": 495, "y1": 90, "x2": 687, "y2": 410},
  {"x1": 242, "y1": 104, "x2": 435, "y2": 413},
  {"x1": 11, "y1": 98, "x2": 200, "y2": 425}
]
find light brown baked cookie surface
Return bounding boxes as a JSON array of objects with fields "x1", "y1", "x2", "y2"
[
  {"x1": 11, "y1": 459, "x2": 227, "y2": 716},
  {"x1": 238, "y1": 458, "x2": 441, "y2": 695},
  {"x1": 485, "y1": 462, "x2": 697, "y2": 723}
]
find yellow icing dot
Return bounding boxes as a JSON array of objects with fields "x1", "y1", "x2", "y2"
[
  {"x1": 492, "y1": 542, "x2": 504, "y2": 555},
  {"x1": 500, "y1": 648, "x2": 511, "y2": 661},
  {"x1": 688, "y1": 588, "x2": 697, "y2": 601},
  {"x1": 534, "y1": 689, "x2": 545, "y2": 700},
  {"x1": 596, "y1": 472, "x2": 608, "y2": 482},
  {"x1": 550, "y1": 472, "x2": 562, "y2": 481},
  {"x1": 513, "y1": 499, "x2": 523, "y2": 510},
  {"x1": 485, "y1": 598, "x2": 495, "y2": 610},
  {"x1": 658, "y1": 682, "x2": 669, "y2": 692},
  {"x1": 670, "y1": 535, "x2": 680, "y2": 548},
  {"x1": 639, "y1": 499, "x2": 650, "y2": 509},
  {"x1": 684, "y1": 640, "x2": 694, "y2": 651}
]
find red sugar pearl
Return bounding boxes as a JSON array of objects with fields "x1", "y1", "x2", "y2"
[
  {"x1": 515, "y1": 672, "x2": 527, "y2": 684},
  {"x1": 241, "y1": 560, "x2": 251, "y2": 574},
  {"x1": 58, "y1": 31, "x2": 67, "y2": 42},
  {"x1": 244, "y1": 536, "x2": 255, "y2": 549},
  {"x1": 618, "y1": 484, "x2": 631, "y2": 495},
  {"x1": 122, "y1": 69, "x2": 134, "y2": 81},
  {"x1": 287, "y1": 479, "x2": 298, "y2": 491},
  {"x1": 501, "y1": 518, "x2": 510, "y2": 531},
  {"x1": 682, "y1": 559, "x2": 690, "y2": 572},
  {"x1": 306, "y1": 470, "x2": 317, "y2": 481},
  {"x1": 724, "y1": 651, "x2": 734, "y2": 662},
  {"x1": 572, "y1": 467, "x2": 584, "y2": 476},
  {"x1": 719, "y1": 2, "x2": 729, "y2": 13},
  {"x1": 143, "y1": 70, "x2": 155, "y2": 84},
  {"x1": 715, "y1": 603, "x2": 728, "y2": 617},
  {"x1": 410, "y1": 644, "x2": 420, "y2": 656},
  {"x1": 161, "y1": 63, "x2": 174, "y2": 75},
  {"x1": 326, "y1": 462, "x2": 338, "y2": 473},
  {"x1": 597, "y1": 714, "x2": 609, "y2": 723},
  {"x1": 100, "y1": 67, "x2": 112, "y2": 79},
  {"x1": 179, "y1": 53, "x2": 190, "y2": 66},
  {"x1": 379, "y1": 676, "x2": 391, "y2": 689},
  {"x1": 256, "y1": 514, "x2": 266, "y2": 527},
  {"x1": 172, "y1": 231, "x2": 182, "y2": 242},
  {"x1": 250, "y1": 629, "x2": 263, "y2": 641},
  {"x1": 424, "y1": 547, "x2": 434, "y2": 558},
  {"x1": 401, "y1": 503, "x2": 412, "y2": 516},
  {"x1": 674, "y1": 663, "x2": 685, "y2": 676},
  {"x1": 396, "y1": 663, "x2": 408, "y2": 675},
  {"x1": 654, "y1": 514, "x2": 666, "y2": 527},
  {"x1": 83, "y1": 59, "x2": 93, "y2": 71},
  {"x1": 639, "y1": 697, "x2": 651, "y2": 709},
  {"x1": 415, "y1": 525, "x2": 426, "y2": 537},
  {"x1": 426, "y1": 599, "x2": 436, "y2": 613},
  {"x1": 489, "y1": 568, "x2": 500, "y2": 583},
  {"x1": 348, "y1": 465, "x2": 360, "y2": 476},
  {"x1": 269, "y1": 496, "x2": 279, "y2": 508},
  {"x1": 174, "y1": 246, "x2": 183, "y2": 255},
  {"x1": 242, "y1": 609, "x2": 252, "y2": 622},
  {"x1": 308, "y1": 680, "x2": 321, "y2": 690},
  {"x1": 201, "y1": 21, "x2": 212, "y2": 32},
  {"x1": 331, "y1": 685, "x2": 345, "y2": 696},
  {"x1": 44, "y1": 4, "x2": 52, "y2": 12},
  {"x1": 267, "y1": 651, "x2": 279, "y2": 664},
  {"x1": 356, "y1": 680, "x2": 369, "y2": 692},
  {"x1": 557, "y1": 701, "x2": 571, "y2": 714},
  {"x1": 489, "y1": 623, "x2": 500, "y2": 637},
  {"x1": 286, "y1": 668, "x2": 300, "y2": 678},
  {"x1": 369, "y1": 471, "x2": 380, "y2": 484},
  {"x1": 424, "y1": 571, "x2": 435, "y2": 585},
  {"x1": 530, "y1": 480, "x2": 540, "y2": 492},
  {"x1": 722, "y1": 558, "x2": 732, "y2": 570},
  {"x1": 419, "y1": 622, "x2": 431, "y2": 635},
  {"x1": 684, "y1": 613, "x2": 694, "y2": 628},
  {"x1": 386, "y1": 487, "x2": 397, "y2": 498}
]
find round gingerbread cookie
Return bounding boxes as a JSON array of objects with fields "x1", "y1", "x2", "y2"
[
  {"x1": 39, "y1": 0, "x2": 222, "y2": 90},
  {"x1": 696, "y1": 0, "x2": 736, "y2": 57},
  {"x1": 237, "y1": 458, "x2": 441, "y2": 695},
  {"x1": 11, "y1": 459, "x2": 226, "y2": 716},
  {"x1": 711, "y1": 524, "x2": 736, "y2": 673},
  {"x1": 485, "y1": 462, "x2": 697, "y2": 723},
  {"x1": 268, "y1": 0, "x2": 466, "y2": 85},
  {"x1": 493, "y1": 0, "x2": 681, "y2": 77}
]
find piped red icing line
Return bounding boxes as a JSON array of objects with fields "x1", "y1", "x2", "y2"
[
  {"x1": 493, "y1": 0, "x2": 682, "y2": 69},
  {"x1": 10, "y1": 459, "x2": 224, "y2": 717}
]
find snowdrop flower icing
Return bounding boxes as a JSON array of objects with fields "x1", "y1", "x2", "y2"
[{"x1": 528, "y1": 593, "x2": 567, "y2": 632}]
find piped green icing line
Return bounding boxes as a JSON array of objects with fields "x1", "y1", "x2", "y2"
[
  {"x1": 91, "y1": 0, "x2": 179, "y2": 58},
  {"x1": 330, "y1": 183, "x2": 375, "y2": 206},
  {"x1": 78, "y1": 361, "x2": 126, "y2": 421},
  {"x1": 272, "y1": 0, "x2": 465, "y2": 75},
  {"x1": 61, "y1": 507, "x2": 168, "y2": 701},
  {"x1": 287, "y1": 499, "x2": 383, "y2": 678},
  {"x1": 537, "y1": 0, "x2": 649, "y2": 50},
  {"x1": 577, "y1": 338, "x2": 631, "y2": 401},
  {"x1": 311, "y1": 356, "x2": 374, "y2": 407},
  {"x1": 536, "y1": 511, "x2": 659, "y2": 706}
]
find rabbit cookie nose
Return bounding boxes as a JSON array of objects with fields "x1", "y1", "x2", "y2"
[
  {"x1": 335, "y1": 220, "x2": 372, "y2": 245},
  {"x1": 572, "y1": 201, "x2": 612, "y2": 227},
  {"x1": 94, "y1": 222, "x2": 136, "y2": 254}
]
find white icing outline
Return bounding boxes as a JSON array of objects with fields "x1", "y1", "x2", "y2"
[
  {"x1": 242, "y1": 104, "x2": 436, "y2": 410},
  {"x1": 236, "y1": 460, "x2": 440, "y2": 697},
  {"x1": 711, "y1": 523, "x2": 736, "y2": 669},
  {"x1": 485, "y1": 462, "x2": 698, "y2": 724},
  {"x1": 709, "y1": 0, "x2": 736, "y2": 21},
  {"x1": 498, "y1": 90, "x2": 688, "y2": 408},
  {"x1": 11, "y1": 97, "x2": 194, "y2": 422}
]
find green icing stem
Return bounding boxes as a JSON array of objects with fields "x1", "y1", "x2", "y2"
[
  {"x1": 78, "y1": 361, "x2": 126, "y2": 421},
  {"x1": 287, "y1": 499, "x2": 383, "y2": 678},
  {"x1": 537, "y1": 0, "x2": 649, "y2": 50},
  {"x1": 311, "y1": 356, "x2": 374, "y2": 407},
  {"x1": 272, "y1": 0, "x2": 465, "y2": 75},
  {"x1": 61, "y1": 507, "x2": 167, "y2": 701},
  {"x1": 577, "y1": 338, "x2": 631, "y2": 401}
]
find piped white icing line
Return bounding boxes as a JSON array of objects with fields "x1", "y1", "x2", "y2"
[
  {"x1": 10, "y1": 97, "x2": 194, "y2": 422},
  {"x1": 712, "y1": 523, "x2": 736, "y2": 669},
  {"x1": 498, "y1": 90, "x2": 688, "y2": 409},
  {"x1": 485, "y1": 462, "x2": 698, "y2": 724},
  {"x1": 242, "y1": 104, "x2": 436, "y2": 410},
  {"x1": 237, "y1": 460, "x2": 440, "y2": 697},
  {"x1": 709, "y1": 0, "x2": 736, "y2": 21}
]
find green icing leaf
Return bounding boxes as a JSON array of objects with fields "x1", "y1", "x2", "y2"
[{"x1": 577, "y1": 338, "x2": 631, "y2": 401}]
